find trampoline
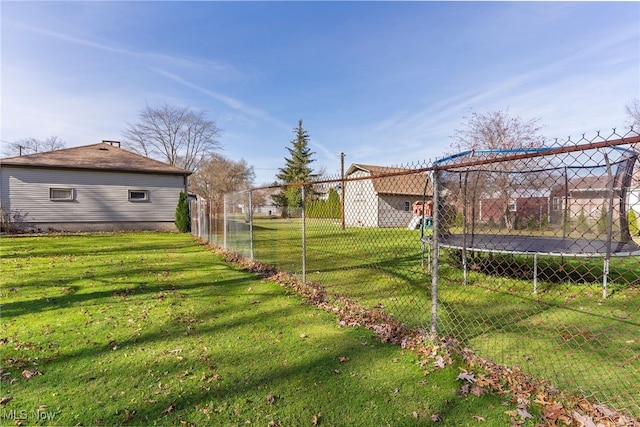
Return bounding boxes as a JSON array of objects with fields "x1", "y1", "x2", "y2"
[
  {"x1": 439, "y1": 234, "x2": 640, "y2": 257},
  {"x1": 425, "y1": 137, "x2": 640, "y2": 297}
]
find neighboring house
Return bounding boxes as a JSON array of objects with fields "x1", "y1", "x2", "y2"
[
  {"x1": 252, "y1": 194, "x2": 282, "y2": 217},
  {"x1": 343, "y1": 164, "x2": 431, "y2": 228},
  {"x1": 0, "y1": 141, "x2": 191, "y2": 232},
  {"x1": 479, "y1": 188, "x2": 552, "y2": 227},
  {"x1": 475, "y1": 171, "x2": 639, "y2": 229},
  {"x1": 566, "y1": 176, "x2": 614, "y2": 220}
]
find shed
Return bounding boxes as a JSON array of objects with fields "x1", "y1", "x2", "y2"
[
  {"x1": 0, "y1": 141, "x2": 191, "y2": 232},
  {"x1": 343, "y1": 164, "x2": 431, "y2": 228}
]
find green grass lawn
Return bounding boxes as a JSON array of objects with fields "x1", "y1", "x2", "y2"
[
  {"x1": 1, "y1": 232, "x2": 529, "y2": 426},
  {"x1": 242, "y1": 217, "x2": 640, "y2": 417}
]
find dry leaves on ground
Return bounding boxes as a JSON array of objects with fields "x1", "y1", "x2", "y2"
[{"x1": 209, "y1": 244, "x2": 639, "y2": 427}]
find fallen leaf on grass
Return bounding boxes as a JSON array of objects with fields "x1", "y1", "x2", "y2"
[
  {"x1": 470, "y1": 385, "x2": 486, "y2": 397},
  {"x1": 457, "y1": 372, "x2": 476, "y2": 383},
  {"x1": 21, "y1": 369, "x2": 41, "y2": 379},
  {"x1": 0, "y1": 397, "x2": 12, "y2": 405},
  {"x1": 593, "y1": 403, "x2": 617, "y2": 419},
  {"x1": 459, "y1": 383, "x2": 470, "y2": 396},
  {"x1": 572, "y1": 411, "x2": 597, "y2": 427},
  {"x1": 162, "y1": 405, "x2": 175, "y2": 415},
  {"x1": 312, "y1": 414, "x2": 320, "y2": 425},
  {"x1": 266, "y1": 394, "x2": 277, "y2": 405},
  {"x1": 472, "y1": 415, "x2": 486, "y2": 422},
  {"x1": 505, "y1": 409, "x2": 533, "y2": 422},
  {"x1": 337, "y1": 356, "x2": 349, "y2": 363},
  {"x1": 434, "y1": 355, "x2": 445, "y2": 369},
  {"x1": 430, "y1": 413, "x2": 441, "y2": 422},
  {"x1": 543, "y1": 403, "x2": 564, "y2": 423},
  {"x1": 517, "y1": 408, "x2": 533, "y2": 420}
]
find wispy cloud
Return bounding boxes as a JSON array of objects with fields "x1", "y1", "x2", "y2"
[
  {"x1": 152, "y1": 67, "x2": 291, "y2": 131},
  {"x1": 13, "y1": 21, "x2": 230, "y2": 71}
]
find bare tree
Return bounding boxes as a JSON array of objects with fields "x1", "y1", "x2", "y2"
[
  {"x1": 449, "y1": 110, "x2": 546, "y2": 231},
  {"x1": 451, "y1": 110, "x2": 545, "y2": 153},
  {"x1": 3, "y1": 136, "x2": 66, "y2": 157},
  {"x1": 625, "y1": 98, "x2": 640, "y2": 129},
  {"x1": 189, "y1": 153, "x2": 255, "y2": 212},
  {"x1": 122, "y1": 103, "x2": 222, "y2": 171}
]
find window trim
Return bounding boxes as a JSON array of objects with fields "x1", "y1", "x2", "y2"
[
  {"x1": 128, "y1": 189, "x2": 149, "y2": 202},
  {"x1": 49, "y1": 187, "x2": 74, "y2": 201}
]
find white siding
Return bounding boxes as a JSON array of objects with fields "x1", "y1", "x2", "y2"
[
  {"x1": 1, "y1": 166, "x2": 184, "y2": 225},
  {"x1": 343, "y1": 170, "x2": 378, "y2": 227},
  {"x1": 378, "y1": 195, "x2": 415, "y2": 228}
]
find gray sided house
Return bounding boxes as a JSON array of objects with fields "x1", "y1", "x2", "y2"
[
  {"x1": 343, "y1": 164, "x2": 431, "y2": 228},
  {"x1": 0, "y1": 141, "x2": 191, "y2": 232}
]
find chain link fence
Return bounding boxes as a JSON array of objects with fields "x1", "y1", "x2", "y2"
[{"x1": 191, "y1": 129, "x2": 640, "y2": 418}]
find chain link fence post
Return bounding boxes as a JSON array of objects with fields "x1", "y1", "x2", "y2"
[
  {"x1": 249, "y1": 190, "x2": 254, "y2": 259},
  {"x1": 302, "y1": 185, "x2": 307, "y2": 285},
  {"x1": 430, "y1": 168, "x2": 440, "y2": 338}
]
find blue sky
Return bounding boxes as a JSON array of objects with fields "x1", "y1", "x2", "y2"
[{"x1": 2, "y1": 1, "x2": 639, "y2": 184}]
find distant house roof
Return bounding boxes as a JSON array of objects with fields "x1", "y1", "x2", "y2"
[
  {"x1": 346, "y1": 164, "x2": 431, "y2": 196},
  {"x1": 1, "y1": 142, "x2": 191, "y2": 175}
]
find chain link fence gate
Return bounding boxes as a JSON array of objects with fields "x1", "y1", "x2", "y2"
[{"x1": 192, "y1": 129, "x2": 640, "y2": 418}]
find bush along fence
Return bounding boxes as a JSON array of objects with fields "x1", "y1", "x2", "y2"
[{"x1": 191, "y1": 128, "x2": 640, "y2": 420}]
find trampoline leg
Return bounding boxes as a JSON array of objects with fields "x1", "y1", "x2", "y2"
[
  {"x1": 603, "y1": 258, "x2": 609, "y2": 299},
  {"x1": 533, "y1": 254, "x2": 538, "y2": 295}
]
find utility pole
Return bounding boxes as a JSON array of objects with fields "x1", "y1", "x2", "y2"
[{"x1": 341, "y1": 152, "x2": 345, "y2": 231}]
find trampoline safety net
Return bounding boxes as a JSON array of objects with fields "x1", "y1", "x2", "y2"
[{"x1": 432, "y1": 140, "x2": 640, "y2": 296}]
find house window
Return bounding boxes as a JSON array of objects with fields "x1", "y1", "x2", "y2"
[
  {"x1": 552, "y1": 197, "x2": 561, "y2": 211},
  {"x1": 404, "y1": 201, "x2": 411, "y2": 211},
  {"x1": 128, "y1": 190, "x2": 149, "y2": 202},
  {"x1": 50, "y1": 188, "x2": 74, "y2": 201},
  {"x1": 508, "y1": 199, "x2": 517, "y2": 212}
]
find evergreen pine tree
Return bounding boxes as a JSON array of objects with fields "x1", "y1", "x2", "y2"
[{"x1": 275, "y1": 120, "x2": 316, "y2": 217}]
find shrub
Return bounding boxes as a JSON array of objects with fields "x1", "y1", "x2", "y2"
[
  {"x1": 577, "y1": 209, "x2": 589, "y2": 234},
  {"x1": 0, "y1": 208, "x2": 29, "y2": 233},
  {"x1": 596, "y1": 205, "x2": 609, "y2": 234},
  {"x1": 175, "y1": 191, "x2": 191, "y2": 233}
]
